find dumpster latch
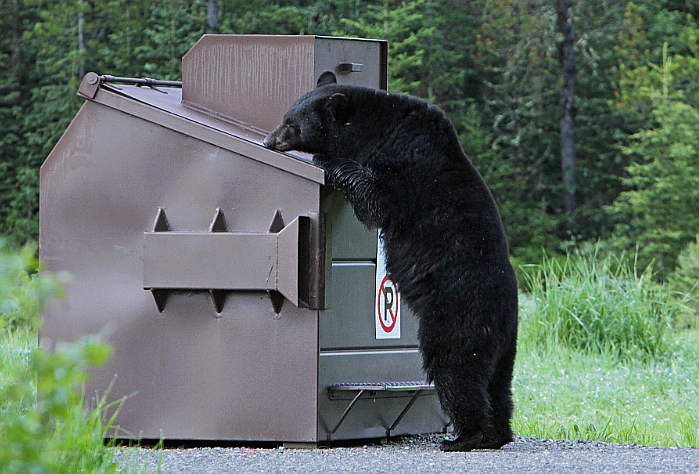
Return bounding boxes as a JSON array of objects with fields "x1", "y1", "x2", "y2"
[
  {"x1": 143, "y1": 208, "x2": 325, "y2": 315},
  {"x1": 336, "y1": 62, "x2": 363, "y2": 74}
]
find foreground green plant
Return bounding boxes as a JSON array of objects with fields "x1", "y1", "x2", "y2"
[
  {"x1": 0, "y1": 333, "x2": 125, "y2": 473},
  {"x1": 0, "y1": 242, "x2": 68, "y2": 331},
  {"x1": 0, "y1": 239, "x2": 158, "y2": 473},
  {"x1": 521, "y1": 251, "x2": 678, "y2": 359}
]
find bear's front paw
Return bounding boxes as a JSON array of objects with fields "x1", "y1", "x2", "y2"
[
  {"x1": 312, "y1": 154, "x2": 332, "y2": 166},
  {"x1": 312, "y1": 154, "x2": 342, "y2": 179}
]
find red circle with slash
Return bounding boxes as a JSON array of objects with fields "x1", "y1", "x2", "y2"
[{"x1": 377, "y1": 274, "x2": 399, "y2": 332}]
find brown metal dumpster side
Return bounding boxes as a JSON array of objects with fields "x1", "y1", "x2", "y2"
[{"x1": 41, "y1": 84, "x2": 322, "y2": 441}]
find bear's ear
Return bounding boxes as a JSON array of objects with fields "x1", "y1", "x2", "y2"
[
  {"x1": 324, "y1": 92, "x2": 349, "y2": 123},
  {"x1": 317, "y1": 71, "x2": 337, "y2": 87}
]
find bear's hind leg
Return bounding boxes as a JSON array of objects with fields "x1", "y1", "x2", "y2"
[
  {"x1": 438, "y1": 358, "x2": 513, "y2": 452},
  {"x1": 441, "y1": 349, "x2": 516, "y2": 452},
  {"x1": 483, "y1": 347, "x2": 517, "y2": 447},
  {"x1": 437, "y1": 377, "x2": 497, "y2": 452},
  {"x1": 426, "y1": 354, "x2": 498, "y2": 452}
]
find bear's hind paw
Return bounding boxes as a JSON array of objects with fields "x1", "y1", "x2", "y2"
[{"x1": 440, "y1": 431, "x2": 513, "y2": 452}]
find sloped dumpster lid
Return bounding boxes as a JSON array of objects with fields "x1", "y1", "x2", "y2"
[{"x1": 77, "y1": 73, "x2": 325, "y2": 185}]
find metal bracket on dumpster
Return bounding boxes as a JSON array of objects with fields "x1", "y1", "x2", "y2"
[
  {"x1": 143, "y1": 208, "x2": 325, "y2": 315},
  {"x1": 336, "y1": 62, "x2": 363, "y2": 74},
  {"x1": 78, "y1": 72, "x2": 183, "y2": 99},
  {"x1": 327, "y1": 382, "x2": 436, "y2": 440}
]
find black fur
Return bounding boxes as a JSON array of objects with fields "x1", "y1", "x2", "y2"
[{"x1": 264, "y1": 82, "x2": 519, "y2": 451}]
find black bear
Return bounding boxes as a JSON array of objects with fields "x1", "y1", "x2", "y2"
[{"x1": 264, "y1": 73, "x2": 519, "y2": 451}]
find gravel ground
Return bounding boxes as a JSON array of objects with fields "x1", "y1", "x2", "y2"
[{"x1": 115, "y1": 434, "x2": 699, "y2": 473}]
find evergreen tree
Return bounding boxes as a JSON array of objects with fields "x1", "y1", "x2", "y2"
[
  {"x1": 337, "y1": 0, "x2": 475, "y2": 112},
  {"x1": 557, "y1": 0, "x2": 578, "y2": 216},
  {"x1": 7, "y1": 0, "x2": 90, "y2": 244},
  {"x1": 472, "y1": 0, "x2": 562, "y2": 253},
  {"x1": 568, "y1": 0, "x2": 630, "y2": 240},
  {"x1": 1, "y1": 0, "x2": 698, "y2": 274},
  {"x1": 0, "y1": 0, "x2": 27, "y2": 243},
  {"x1": 608, "y1": 43, "x2": 699, "y2": 276},
  {"x1": 135, "y1": 0, "x2": 208, "y2": 80}
]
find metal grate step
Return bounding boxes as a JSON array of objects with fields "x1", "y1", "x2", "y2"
[
  {"x1": 326, "y1": 381, "x2": 436, "y2": 439},
  {"x1": 329, "y1": 381, "x2": 434, "y2": 392}
]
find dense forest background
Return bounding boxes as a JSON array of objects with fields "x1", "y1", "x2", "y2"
[{"x1": 1, "y1": 0, "x2": 699, "y2": 279}]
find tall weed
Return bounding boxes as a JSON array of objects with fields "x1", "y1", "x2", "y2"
[
  {"x1": 520, "y1": 250, "x2": 677, "y2": 359},
  {"x1": 0, "y1": 334, "x2": 124, "y2": 473},
  {"x1": 0, "y1": 241, "x2": 68, "y2": 331},
  {"x1": 0, "y1": 243, "x2": 136, "y2": 473}
]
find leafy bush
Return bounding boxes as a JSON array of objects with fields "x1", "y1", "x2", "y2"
[
  {"x1": 0, "y1": 243, "x2": 132, "y2": 473},
  {"x1": 0, "y1": 335, "x2": 124, "y2": 473},
  {"x1": 0, "y1": 241, "x2": 68, "y2": 331},
  {"x1": 521, "y1": 250, "x2": 677, "y2": 359}
]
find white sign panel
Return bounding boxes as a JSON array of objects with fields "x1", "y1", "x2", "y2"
[{"x1": 375, "y1": 236, "x2": 401, "y2": 339}]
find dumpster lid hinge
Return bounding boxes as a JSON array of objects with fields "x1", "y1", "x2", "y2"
[{"x1": 79, "y1": 72, "x2": 182, "y2": 99}]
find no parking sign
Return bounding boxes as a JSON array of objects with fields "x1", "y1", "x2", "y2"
[{"x1": 375, "y1": 236, "x2": 400, "y2": 339}]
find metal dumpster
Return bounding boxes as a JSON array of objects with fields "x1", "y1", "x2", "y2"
[{"x1": 39, "y1": 35, "x2": 447, "y2": 445}]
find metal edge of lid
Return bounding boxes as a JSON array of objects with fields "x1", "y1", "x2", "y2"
[
  {"x1": 315, "y1": 35, "x2": 388, "y2": 44},
  {"x1": 82, "y1": 82, "x2": 325, "y2": 185}
]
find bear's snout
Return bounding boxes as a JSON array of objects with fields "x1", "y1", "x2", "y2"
[
  {"x1": 263, "y1": 127, "x2": 293, "y2": 152},
  {"x1": 262, "y1": 133, "x2": 277, "y2": 149}
]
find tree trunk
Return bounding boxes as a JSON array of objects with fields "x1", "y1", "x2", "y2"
[
  {"x1": 207, "y1": 0, "x2": 218, "y2": 34},
  {"x1": 557, "y1": 0, "x2": 578, "y2": 215},
  {"x1": 78, "y1": 0, "x2": 86, "y2": 78}
]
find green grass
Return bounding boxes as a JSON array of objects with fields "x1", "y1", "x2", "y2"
[
  {"x1": 520, "y1": 251, "x2": 677, "y2": 359},
  {"x1": 0, "y1": 326, "x2": 36, "y2": 421},
  {"x1": 512, "y1": 250, "x2": 699, "y2": 448},
  {"x1": 0, "y1": 329, "x2": 126, "y2": 473},
  {"x1": 512, "y1": 329, "x2": 699, "y2": 447}
]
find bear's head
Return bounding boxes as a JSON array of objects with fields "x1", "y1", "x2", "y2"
[{"x1": 263, "y1": 72, "x2": 388, "y2": 161}]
